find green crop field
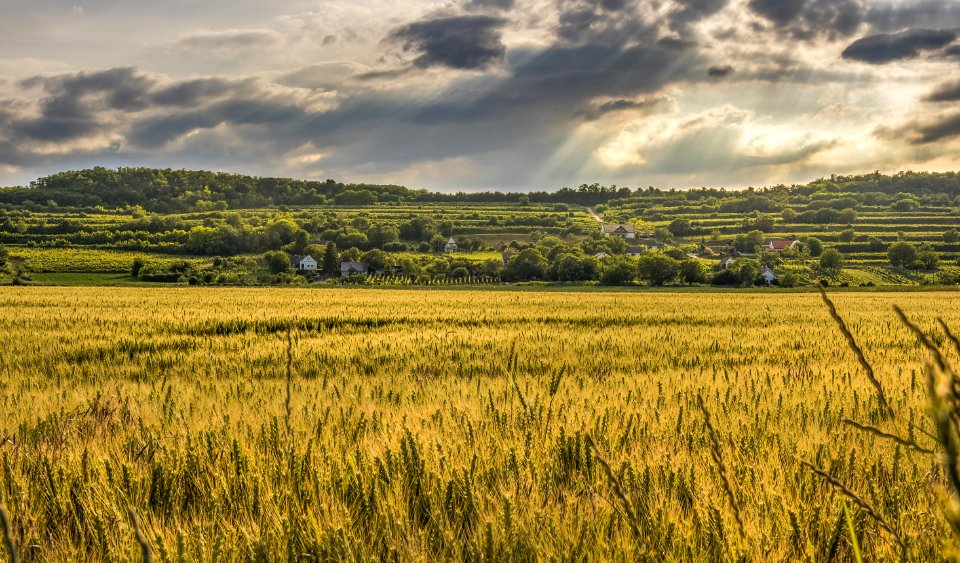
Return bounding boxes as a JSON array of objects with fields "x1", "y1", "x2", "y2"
[{"x1": 2, "y1": 287, "x2": 960, "y2": 560}]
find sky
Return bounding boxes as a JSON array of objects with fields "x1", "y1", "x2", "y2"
[{"x1": 0, "y1": 0, "x2": 958, "y2": 192}]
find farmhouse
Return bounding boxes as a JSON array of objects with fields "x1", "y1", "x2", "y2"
[
  {"x1": 290, "y1": 255, "x2": 317, "y2": 271},
  {"x1": 766, "y1": 239, "x2": 798, "y2": 253},
  {"x1": 719, "y1": 256, "x2": 737, "y2": 269},
  {"x1": 761, "y1": 267, "x2": 777, "y2": 285},
  {"x1": 444, "y1": 237, "x2": 458, "y2": 253},
  {"x1": 340, "y1": 261, "x2": 368, "y2": 277},
  {"x1": 501, "y1": 249, "x2": 517, "y2": 264},
  {"x1": 601, "y1": 224, "x2": 637, "y2": 239}
]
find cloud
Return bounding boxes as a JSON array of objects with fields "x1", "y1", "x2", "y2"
[
  {"x1": 597, "y1": 105, "x2": 838, "y2": 175},
  {"x1": 707, "y1": 64, "x2": 734, "y2": 77},
  {"x1": 11, "y1": 67, "x2": 154, "y2": 142},
  {"x1": 555, "y1": 0, "x2": 646, "y2": 45},
  {"x1": 668, "y1": 0, "x2": 729, "y2": 36},
  {"x1": 914, "y1": 112, "x2": 960, "y2": 143},
  {"x1": 150, "y1": 78, "x2": 236, "y2": 107},
  {"x1": 865, "y1": 0, "x2": 960, "y2": 32},
  {"x1": 172, "y1": 29, "x2": 281, "y2": 53},
  {"x1": 465, "y1": 0, "x2": 515, "y2": 10},
  {"x1": 841, "y1": 28, "x2": 958, "y2": 63},
  {"x1": 277, "y1": 62, "x2": 372, "y2": 89},
  {"x1": 748, "y1": 0, "x2": 806, "y2": 27},
  {"x1": 576, "y1": 96, "x2": 670, "y2": 120},
  {"x1": 926, "y1": 80, "x2": 960, "y2": 102},
  {"x1": 748, "y1": 0, "x2": 864, "y2": 40},
  {"x1": 386, "y1": 15, "x2": 508, "y2": 70}
]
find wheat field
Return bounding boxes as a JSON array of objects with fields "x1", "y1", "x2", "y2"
[{"x1": 1, "y1": 287, "x2": 959, "y2": 561}]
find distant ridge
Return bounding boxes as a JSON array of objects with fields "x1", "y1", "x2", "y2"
[{"x1": 0, "y1": 167, "x2": 957, "y2": 213}]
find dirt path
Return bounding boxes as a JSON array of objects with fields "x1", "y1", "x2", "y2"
[{"x1": 586, "y1": 207, "x2": 602, "y2": 222}]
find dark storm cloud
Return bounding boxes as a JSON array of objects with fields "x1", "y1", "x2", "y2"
[
  {"x1": 926, "y1": 80, "x2": 960, "y2": 102},
  {"x1": 386, "y1": 15, "x2": 507, "y2": 69},
  {"x1": 11, "y1": 117, "x2": 102, "y2": 143},
  {"x1": 127, "y1": 112, "x2": 219, "y2": 148},
  {"x1": 914, "y1": 112, "x2": 960, "y2": 143},
  {"x1": 150, "y1": 78, "x2": 236, "y2": 107},
  {"x1": 10, "y1": 68, "x2": 154, "y2": 142},
  {"x1": 290, "y1": 40, "x2": 702, "y2": 170},
  {"x1": 748, "y1": 0, "x2": 805, "y2": 27},
  {"x1": 707, "y1": 65, "x2": 734, "y2": 77},
  {"x1": 555, "y1": 0, "x2": 640, "y2": 44},
  {"x1": 841, "y1": 28, "x2": 958, "y2": 63},
  {"x1": 127, "y1": 97, "x2": 309, "y2": 148},
  {"x1": 21, "y1": 67, "x2": 155, "y2": 115},
  {"x1": 465, "y1": 0, "x2": 515, "y2": 10},
  {"x1": 748, "y1": 0, "x2": 863, "y2": 40}
]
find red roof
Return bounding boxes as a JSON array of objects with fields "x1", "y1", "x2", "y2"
[{"x1": 768, "y1": 239, "x2": 796, "y2": 251}]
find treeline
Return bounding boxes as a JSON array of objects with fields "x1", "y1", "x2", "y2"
[{"x1": 1, "y1": 167, "x2": 958, "y2": 213}]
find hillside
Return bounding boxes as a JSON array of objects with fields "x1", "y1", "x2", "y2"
[
  {"x1": 0, "y1": 168, "x2": 958, "y2": 288},
  {"x1": 1, "y1": 167, "x2": 959, "y2": 213}
]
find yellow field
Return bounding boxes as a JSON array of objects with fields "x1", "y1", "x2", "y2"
[{"x1": 1, "y1": 287, "x2": 959, "y2": 560}]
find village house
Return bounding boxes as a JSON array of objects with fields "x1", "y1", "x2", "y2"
[
  {"x1": 444, "y1": 237, "x2": 458, "y2": 253},
  {"x1": 766, "y1": 239, "x2": 799, "y2": 253},
  {"x1": 340, "y1": 261, "x2": 368, "y2": 277},
  {"x1": 501, "y1": 249, "x2": 517, "y2": 265},
  {"x1": 600, "y1": 223, "x2": 637, "y2": 239},
  {"x1": 761, "y1": 267, "x2": 777, "y2": 285},
  {"x1": 290, "y1": 255, "x2": 317, "y2": 271}
]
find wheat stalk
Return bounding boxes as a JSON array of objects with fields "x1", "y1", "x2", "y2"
[
  {"x1": 697, "y1": 395, "x2": 745, "y2": 539},
  {"x1": 818, "y1": 285, "x2": 894, "y2": 419}
]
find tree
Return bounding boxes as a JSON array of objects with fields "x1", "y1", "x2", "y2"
[
  {"x1": 131, "y1": 257, "x2": 145, "y2": 277},
  {"x1": 867, "y1": 237, "x2": 886, "y2": 252},
  {"x1": 653, "y1": 227, "x2": 674, "y2": 243},
  {"x1": 398, "y1": 218, "x2": 436, "y2": 241},
  {"x1": 554, "y1": 253, "x2": 599, "y2": 281},
  {"x1": 637, "y1": 253, "x2": 679, "y2": 286},
  {"x1": 263, "y1": 218, "x2": 306, "y2": 250},
  {"x1": 430, "y1": 234, "x2": 447, "y2": 253},
  {"x1": 732, "y1": 259, "x2": 762, "y2": 287},
  {"x1": 733, "y1": 230, "x2": 765, "y2": 253},
  {"x1": 369, "y1": 224, "x2": 400, "y2": 247},
  {"x1": 838, "y1": 229, "x2": 855, "y2": 242},
  {"x1": 362, "y1": 249, "x2": 389, "y2": 272},
  {"x1": 600, "y1": 256, "x2": 638, "y2": 285},
  {"x1": 887, "y1": 241, "x2": 917, "y2": 269},
  {"x1": 333, "y1": 190, "x2": 376, "y2": 205},
  {"x1": 916, "y1": 243, "x2": 939, "y2": 270},
  {"x1": 944, "y1": 229, "x2": 960, "y2": 244},
  {"x1": 668, "y1": 218, "x2": 694, "y2": 237},
  {"x1": 263, "y1": 251, "x2": 291, "y2": 274},
  {"x1": 805, "y1": 237, "x2": 823, "y2": 257},
  {"x1": 891, "y1": 197, "x2": 919, "y2": 212},
  {"x1": 322, "y1": 242, "x2": 338, "y2": 275},
  {"x1": 503, "y1": 249, "x2": 548, "y2": 281},
  {"x1": 819, "y1": 248, "x2": 844, "y2": 276},
  {"x1": 838, "y1": 208, "x2": 857, "y2": 224},
  {"x1": 679, "y1": 259, "x2": 707, "y2": 284}
]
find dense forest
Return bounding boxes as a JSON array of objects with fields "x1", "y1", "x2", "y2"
[{"x1": 0, "y1": 167, "x2": 958, "y2": 212}]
